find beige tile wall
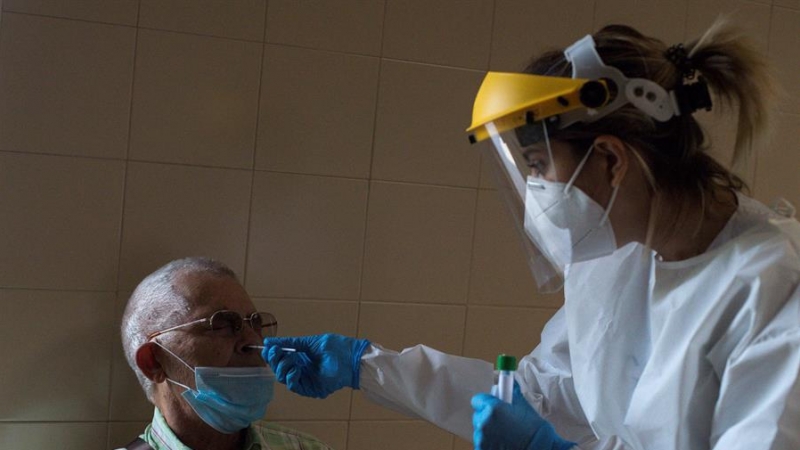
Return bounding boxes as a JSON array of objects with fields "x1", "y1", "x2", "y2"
[{"x1": 0, "y1": 1, "x2": 797, "y2": 449}]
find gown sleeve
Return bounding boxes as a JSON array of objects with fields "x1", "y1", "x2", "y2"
[
  {"x1": 516, "y1": 307, "x2": 621, "y2": 449},
  {"x1": 710, "y1": 286, "x2": 800, "y2": 450},
  {"x1": 358, "y1": 343, "x2": 494, "y2": 440},
  {"x1": 358, "y1": 307, "x2": 609, "y2": 445}
]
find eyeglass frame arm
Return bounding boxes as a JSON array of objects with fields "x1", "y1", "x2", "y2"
[
  {"x1": 146, "y1": 318, "x2": 208, "y2": 341},
  {"x1": 145, "y1": 313, "x2": 279, "y2": 341}
]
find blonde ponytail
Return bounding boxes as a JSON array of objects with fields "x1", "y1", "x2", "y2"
[{"x1": 687, "y1": 18, "x2": 777, "y2": 170}]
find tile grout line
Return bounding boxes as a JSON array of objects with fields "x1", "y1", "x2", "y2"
[
  {"x1": 262, "y1": 39, "x2": 489, "y2": 74},
  {"x1": 106, "y1": 0, "x2": 142, "y2": 430},
  {"x1": 455, "y1": 0, "x2": 502, "y2": 385},
  {"x1": 0, "y1": 148, "x2": 127, "y2": 163},
  {"x1": 0, "y1": 148, "x2": 394, "y2": 180},
  {"x1": 0, "y1": 286, "x2": 553, "y2": 309},
  {"x1": 0, "y1": 147, "x2": 527, "y2": 190},
  {"x1": 241, "y1": 1, "x2": 270, "y2": 289},
  {"x1": 484, "y1": 0, "x2": 498, "y2": 71},
  {"x1": 0, "y1": 146, "x2": 516, "y2": 188},
  {"x1": 0, "y1": 286, "x2": 118, "y2": 293},
  {"x1": 683, "y1": 0, "x2": 690, "y2": 42},
  {"x1": 752, "y1": 3, "x2": 779, "y2": 196},
  {"x1": 1, "y1": 10, "x2": 263, "y2": 44},
  {"x1": 134, "y1": 24, "x2": 263, "y2": 44},
  {"x1": 1, "y1": 9, "x2": 138, "y2": 29},
  {"x1": 111, "y1": 6, "x2": 140, "y2": 293},
  {"x1": 262, "y1": 37, "x2": 382, "y2": 60},
  {"x1": 346, "y1": 2, "x2": 390, "y2": 447},
  {"x1": 459, "y1": 187, "x2": 481, "y2": 359},
  {"x1": 2, "y1": 12, "x2": 490, "y2": 71}
]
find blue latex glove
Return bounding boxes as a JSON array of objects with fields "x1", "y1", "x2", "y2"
[
  {"x1": 261, "y1": 333, "x2": 370, "y2": 399},
  {"x1": 472, "y1": 382, "x2": 576, "y2": 450}
]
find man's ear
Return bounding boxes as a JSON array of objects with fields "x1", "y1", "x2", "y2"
[
  {"x1": 136, "y1": 342, "x2": 166, "y2": 383},
  {"x1": 592, "y1": 135, "x2": 629, "y2": 188}
]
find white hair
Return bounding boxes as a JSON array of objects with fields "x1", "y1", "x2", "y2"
[{"x1": 121, "y1": 257, "x2": 238, "y2": 402}]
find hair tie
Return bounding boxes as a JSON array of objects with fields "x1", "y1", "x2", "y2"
[
  {"x1": 665, "y1": 44, "x2": 712, "y2": 114},
  {"x1": 665, "y1": 43, "x2": 695, "y2": 79}
]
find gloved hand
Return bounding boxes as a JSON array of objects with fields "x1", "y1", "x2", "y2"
[
  {"x1": 472, "y1": 382, "x2": 576, "y2": 450},
  {"x1": 261, "y1": 333, "x2": 371, "y2": 399}
]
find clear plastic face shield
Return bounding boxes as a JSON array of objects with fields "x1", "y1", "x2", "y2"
[
  {"x1": 482, "y1": 118, "x2": 621, "y2": 291},
  {"x1": 467, "y1": 35, "x2": 685, "y2": 293},
  {"x1": 480, "y1": 119, "x2": 566, "y2": 292}
]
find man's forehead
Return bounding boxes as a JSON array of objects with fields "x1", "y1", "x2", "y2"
[{"x1": 172, "y1": 270, "x2": 254, "y2": 315}]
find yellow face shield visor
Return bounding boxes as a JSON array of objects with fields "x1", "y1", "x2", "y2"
[{"x1": 466, "y1": 72, "x2": 611, "y2": 144}]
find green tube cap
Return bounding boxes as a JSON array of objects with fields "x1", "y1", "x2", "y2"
[{"x1": 496, "y1": 354, "x2": 517, "y2": 371}]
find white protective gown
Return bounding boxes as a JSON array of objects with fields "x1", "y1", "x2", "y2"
[{"x1": 359, "y1": 194, "x2": 800, "y2": 449}]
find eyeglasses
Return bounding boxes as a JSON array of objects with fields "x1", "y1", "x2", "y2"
[{"x1": 147, "y1": 310, "x2": 278, "y2": 341}]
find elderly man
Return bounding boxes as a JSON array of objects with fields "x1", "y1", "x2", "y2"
[{"x1": 120, "y1": 257, "x2": 333, "y2": 450}]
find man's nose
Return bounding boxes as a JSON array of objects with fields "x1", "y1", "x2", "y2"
[{"x1": 236, "y1": 323, "x2": 264, "y2": 354}]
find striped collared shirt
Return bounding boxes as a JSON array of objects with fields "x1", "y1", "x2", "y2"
[{"x1": 136, "y1": 408, "x2": 335, "y2": 450}]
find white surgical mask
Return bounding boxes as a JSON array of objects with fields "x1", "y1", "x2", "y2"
[{"x1": 523, "y1": 145, "x2": 620, "y2": 271}]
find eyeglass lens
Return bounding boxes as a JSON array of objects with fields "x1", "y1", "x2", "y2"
[{"x1": 208, "y1": 311, "x2": 277, "y2": 336}]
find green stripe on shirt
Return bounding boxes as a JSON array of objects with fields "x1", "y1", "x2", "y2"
[{"x1": 139, "y1": 408, "x2": 335, "y2": 450}]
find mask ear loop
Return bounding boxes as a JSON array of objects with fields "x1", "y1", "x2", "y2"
[
  {"x1": 542, "y1": 120, "x2": 556, "y2": 181},
  {"x1": 564, "y1": 145, "x2": 595, "y2": 194},
  {"x1": 152, "y1": 340, "x2": 196, "y2": 392},
  {"x1": 595, "y1": 141, "x2": 625, "y2": 226},
  {"x1": 564, "y1": 143, "x2": 619, "y2": 226},
  {"x1": 541, "y1": 122, "x2": 617, "y2": 224},
  {"x1": 626, "y1": 144, "x2": 659, "y2": 250},
  {"x1": 541, "y1": 120, "x2": 593, "y2": 193},
  {"x1": 599, "y1": 184, "x2": 620, "y2": 226},
  {"x1": 560, "y1": 138, "x2": 620, "y2": 226}
]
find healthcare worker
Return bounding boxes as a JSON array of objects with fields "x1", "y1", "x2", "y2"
[{"x1": 261, "y1": 21, "x2": 800, "y2": 450}]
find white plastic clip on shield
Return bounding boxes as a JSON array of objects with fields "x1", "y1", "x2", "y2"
[{"x1": 562, "y1": 35, "x2": 680, "y2": 125}]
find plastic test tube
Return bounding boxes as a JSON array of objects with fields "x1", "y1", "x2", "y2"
[{"x1": 495, "y1": 354, "x2": 517, "y2": 404}]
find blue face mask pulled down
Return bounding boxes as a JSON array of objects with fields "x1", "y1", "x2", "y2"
[{"x1": 154, "y1": 341, "x2": 275, "y2": 434}]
